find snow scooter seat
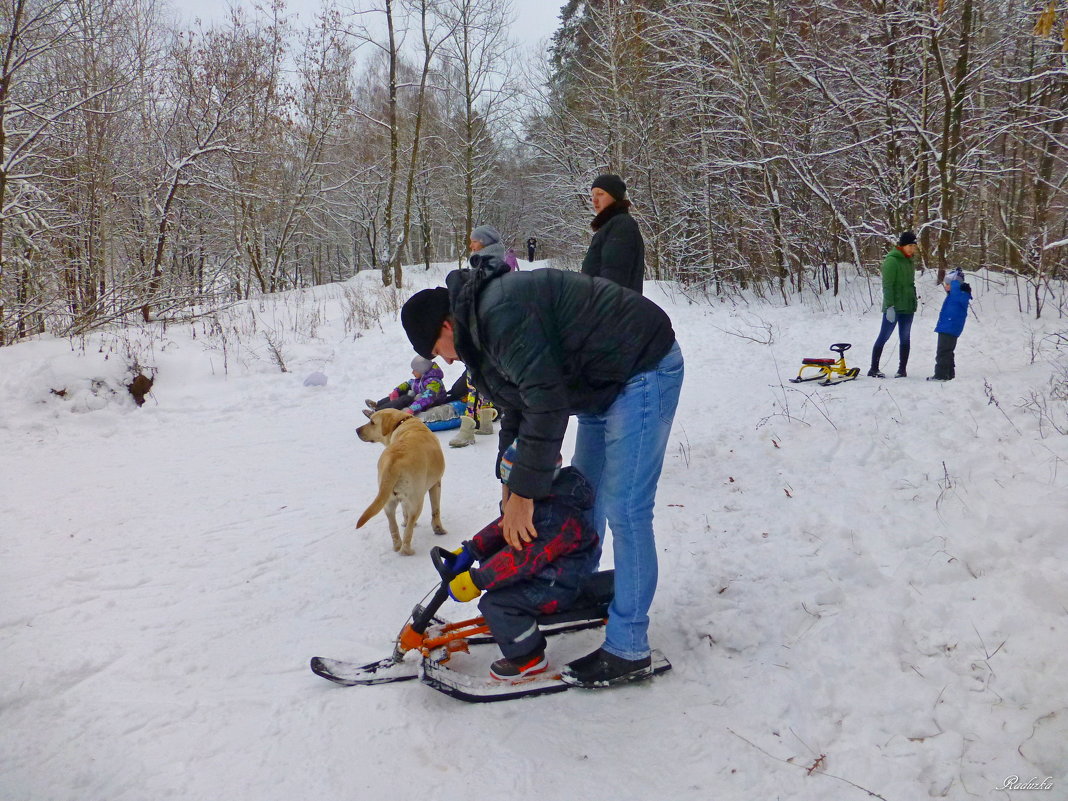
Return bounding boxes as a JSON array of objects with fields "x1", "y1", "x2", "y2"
[{"x1": 789, "y1": 342, "x2": 860, "y2": 386}]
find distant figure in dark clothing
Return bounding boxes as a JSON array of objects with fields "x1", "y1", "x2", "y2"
[
  {"x1": 581, "y1": 174, "x2": 645, "y2": 294},
  {"x1": 526, "y1": 237, "x2": 537, "y2": 262}
]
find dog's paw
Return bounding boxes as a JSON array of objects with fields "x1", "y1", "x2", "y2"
[
  {"x1": 401, "y1": 545, "x2": 415, "y2": 556},
  {"x1": 391, "y1": 540, "x2": 402, "y2": 552},
  {"x1": 433, "y1": 526, "x2": 448, "y2": 536}
]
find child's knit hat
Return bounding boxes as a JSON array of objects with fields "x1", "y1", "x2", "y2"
[
  {"x1": 411, "y1": 356, "x2": 432, "y2": 374},
  {"x1": 499, "y1": 439, "x2": 562, "y2": 487},
  {"x1": 945, "y1": 269, "x2": 965, "y2": 285},
  {"x1": 470, "y1": 225, "x2": 502, "y2": 247}
]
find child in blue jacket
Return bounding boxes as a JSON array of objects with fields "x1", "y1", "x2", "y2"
[{"x1": 928, "y1": 270, "x2": 972, "y2": 382}]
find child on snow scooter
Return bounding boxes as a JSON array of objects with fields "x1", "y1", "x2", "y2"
[{"x1": 440, "y1": 440, "x2": 599, "y2": 681}]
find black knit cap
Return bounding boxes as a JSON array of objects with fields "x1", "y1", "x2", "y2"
[
  {"x1": 591, "y1": 174, "x2": 627, "y2": 202},
  {"x1": 897, "y1": 230, "x2": 917, "y2": 246},
  {"x1": 401, "y1": 287, "x2": 451, "y2": 359}
]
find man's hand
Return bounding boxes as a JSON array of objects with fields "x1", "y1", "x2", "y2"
[{"x1": 501, "y1": 492, "x2": 537, "y2": 550}]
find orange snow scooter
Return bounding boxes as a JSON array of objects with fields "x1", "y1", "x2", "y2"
[
  {"x1": 310, "y1": 548, "x2": 671, "y2": 703},
  {"x1": 789, "y1": 342, "x2": 861, "y2": 386}
]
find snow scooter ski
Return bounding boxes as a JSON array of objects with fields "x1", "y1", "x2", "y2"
[
  {"x1": 789, "y1": 342, "x2": 861, "y2": 386},
  {"x1": 310, "y1": 547, "x2": 671, "y2": 703}
]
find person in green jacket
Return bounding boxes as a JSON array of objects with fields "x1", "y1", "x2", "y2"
[{"x1": 868, "y1": 231, "x2": 919, "y2": 378}]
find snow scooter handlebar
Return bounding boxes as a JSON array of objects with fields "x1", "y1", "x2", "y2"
[
  {"x1": 430, "y1": 546, "x2": 458, "y2": 582},
  {"x1": 392, "y1": 547, "x2": 462, "y2": 659},
  {"x1": 405, "y1": 547, "x2": 459, "y2": 633},
  {"x1": 408, "y1": 547, "x2": 457, "y2": 635}
]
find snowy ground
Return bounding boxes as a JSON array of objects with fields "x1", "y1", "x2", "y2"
[{"x1": 2, "y1": 261, "x2": 1067, "y2": 801}]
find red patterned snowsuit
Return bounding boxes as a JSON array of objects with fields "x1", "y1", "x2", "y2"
[{"x1": 466, "y1": 467, "x2": 599, "y2": 660}]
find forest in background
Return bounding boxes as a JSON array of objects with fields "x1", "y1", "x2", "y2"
[{"x1": 1, "y1": 0, "x2": 1067, "y2": 346}]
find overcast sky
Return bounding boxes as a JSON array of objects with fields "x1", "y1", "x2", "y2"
[{"x1": 175, "y1": 0, "x2": 565, "y2": 48}]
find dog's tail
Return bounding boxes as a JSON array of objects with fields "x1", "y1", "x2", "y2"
[{"x1": 356, "y1": 469, "x2": 398, "y2": 529}]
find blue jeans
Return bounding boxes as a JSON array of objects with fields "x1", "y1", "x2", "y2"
[
  {"x1": 871, "y1": 312, "x2": 914, "y2": 373},
  {"x1": 571, "y1": 342, "x2": 684, "y2": 660},
  {"x1": 872, "y1": 311, "x2": 914, "y2": 350}
]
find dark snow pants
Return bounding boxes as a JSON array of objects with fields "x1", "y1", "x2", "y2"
[
  {"x1": 933, "y1": 332, "x2": 959, "y2": 380},
  {"x1": 477, "y1": 579, "x2": 583, "y2": 660},
  {"x1": 374, "y1": 393, "x2": 414, "y2": 411}
]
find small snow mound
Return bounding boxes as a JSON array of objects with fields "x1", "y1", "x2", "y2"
[{"x1": 55, "y1": 376, "x2": 137, "y2": 414}]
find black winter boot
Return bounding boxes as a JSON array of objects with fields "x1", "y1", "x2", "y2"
[
  {"x1": 896, "y1": 344, "x2": 910, "y2": 378},
  {"x1": 561, "y1": 648, "x2": 653, "y2": 688},
  {"x1": 868, "y1": 344, "x2": 885, "y2": 378}
]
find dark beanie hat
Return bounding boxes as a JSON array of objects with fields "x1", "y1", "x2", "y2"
[
  {"x1": 591, "y1": 174, "x2": 627, "y2": 202},
  {"x1": 897, "y1": 230, "x2": 917, "y2": 246},
  {"x1": 401, "y1": 287, "x2": 451, "y2": 359}
]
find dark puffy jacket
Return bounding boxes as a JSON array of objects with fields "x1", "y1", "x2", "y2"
[
  {"x1": 581, "y1": 204, "x2": 645, "y2": 293},
  {"x1": 934, "y1": 280, "x2": 971, "y2": 337},
  {"x1": 445, "y1": 259, "x2": 675, "y2": 500},
  {"x1": 467, "y1": 467, "x2": 598, "y2": 592}
]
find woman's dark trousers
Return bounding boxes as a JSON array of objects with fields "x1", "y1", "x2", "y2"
[{"x1": 870, "y1": 312, "x2": 914, "y2": 374}]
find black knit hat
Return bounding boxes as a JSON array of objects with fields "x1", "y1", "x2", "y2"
[
  {"x1": 897, "y1": 230, "x2": 917, "y2": 246},
  {"x1": 401, "y1": 287, "x2": 451, "y2": 359},
  {"x1": 591, "y1": 174, "x2": 627, "y2": 202}
]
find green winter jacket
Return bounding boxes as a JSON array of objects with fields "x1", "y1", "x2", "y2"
[{"x1": 880, "y1": 247, "x2": 917, "y2": 314}]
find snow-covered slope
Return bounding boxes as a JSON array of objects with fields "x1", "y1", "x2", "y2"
[{"x1": 2, "y1": 262, "x2": 1066, "y2": 801}]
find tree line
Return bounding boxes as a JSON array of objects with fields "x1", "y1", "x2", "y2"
[{"x1": 1, "y1": 0, "x2": 1066, "y2": 346}]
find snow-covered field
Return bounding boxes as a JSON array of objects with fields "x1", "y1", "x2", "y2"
[{"x1": 2, "y1": 261, "x2": 1066, "y2": 801}]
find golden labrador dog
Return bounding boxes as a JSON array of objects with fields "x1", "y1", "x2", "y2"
[{"x1": 356, "y1": 408, "x2": 446, "y2": 555}]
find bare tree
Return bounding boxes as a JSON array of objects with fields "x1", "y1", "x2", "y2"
[{"x1": 438, "y1": 0, "x2": 516, "y2": 260}]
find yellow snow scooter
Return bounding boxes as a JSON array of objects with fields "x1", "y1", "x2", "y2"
[{"x1": 789, "y1": 342, "x2": 861, "y2": 386}]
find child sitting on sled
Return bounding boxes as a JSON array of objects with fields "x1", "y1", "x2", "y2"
[
  {"x1": 440, "y1": 441, "x2": 599, "y2": 681},
  {"x1": 364, "y1": 356, "x2": 447, "y2": 418}
]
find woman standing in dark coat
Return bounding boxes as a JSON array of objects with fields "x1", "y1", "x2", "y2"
[{"x1": 582, "y1": 174, "x2": 645, "y2": 294}]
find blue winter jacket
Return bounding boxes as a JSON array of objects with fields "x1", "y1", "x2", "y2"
[{"x1": 934, "y1": 280, "x2": 971, "y2": 338}]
